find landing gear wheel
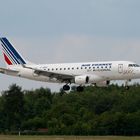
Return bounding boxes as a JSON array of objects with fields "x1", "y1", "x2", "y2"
[
  {"x1": 63, "y1": 85, "x2": 70, "y2": 91},
  {"x1": 76, "y1": 86, "x2": 84, "y2": 92}
]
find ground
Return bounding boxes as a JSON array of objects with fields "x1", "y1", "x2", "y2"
[{"x1": 0, "y1": 136, "x2": 140, "y2": 140}]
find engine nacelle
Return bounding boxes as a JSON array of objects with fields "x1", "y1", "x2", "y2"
[
  {"x1": 75, "y1": 75, "x2": 89, "y2": 85},
  {"x1": 75, "y1": 75, "x2": 103, "y2": 85},
  {"x1": 96, "y1": 81, "x2": 110, "y2": 87}
]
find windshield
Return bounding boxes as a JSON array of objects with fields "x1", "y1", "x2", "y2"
[{"x1": 128, "y1": 64, "x2": 140, "y2": 67}]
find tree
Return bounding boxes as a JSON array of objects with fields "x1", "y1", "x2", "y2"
[{"x1": 2, "y1": 84, "x2": 24, "y2": 130}]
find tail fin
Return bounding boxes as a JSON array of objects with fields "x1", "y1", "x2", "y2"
[{"x1": 0, "y1": 37, "x2": 26, "y2": 66}]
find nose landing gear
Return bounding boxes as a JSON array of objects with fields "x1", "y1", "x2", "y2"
[{"x1": 125, "y1": 79, "x2": 131, "y2": 90}]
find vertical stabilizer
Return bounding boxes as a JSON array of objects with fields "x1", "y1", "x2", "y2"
[{"x1": 0, "y1": 37, "x2": 26, "y2": 66}]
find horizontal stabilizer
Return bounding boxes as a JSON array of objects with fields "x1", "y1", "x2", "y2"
[{"x1": 0, "y1": 67, "x2": 19, "y2": 75}]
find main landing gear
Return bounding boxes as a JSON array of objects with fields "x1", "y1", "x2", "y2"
[
  {"x1": 76, "y1": 86, "x2": 84, "y2": 92},
  {"x1": 62, "y1": 84, "x2": 84, "y2": 92},
  {"x1": 63, "y1": 84, "x2": 70, "y2": 91}
]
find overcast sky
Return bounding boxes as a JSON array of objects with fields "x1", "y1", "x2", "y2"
[{"x1": 0, "y1": 0, "x2": 140, "y2": 92}]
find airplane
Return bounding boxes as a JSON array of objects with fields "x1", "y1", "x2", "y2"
[{"x1": 0, "y1": 37, "x2": 140, "y2": 92}]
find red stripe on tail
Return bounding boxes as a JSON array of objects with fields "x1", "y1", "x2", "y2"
[{"x1": 3, "y1": 53, "x2": 12, "y2": 65}]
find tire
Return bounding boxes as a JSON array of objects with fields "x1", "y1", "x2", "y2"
[
  {"x1": 63, "y1": 85, "x2": 70, "y2": 91},
  {"x1": 76, "y1": 86, "x2": 84, "y2": 92}
]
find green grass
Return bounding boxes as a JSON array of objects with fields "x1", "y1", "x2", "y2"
[{"x1": 0, "y1": 136, "x2": 140, "y2": 140}]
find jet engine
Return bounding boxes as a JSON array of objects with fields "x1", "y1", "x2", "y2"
[
  {"x1": 75, "y1": 75, "x2": 103, "y2": 85},
  {"x1": 75, "y1": 75, "x2": 89, "y2": 84}
]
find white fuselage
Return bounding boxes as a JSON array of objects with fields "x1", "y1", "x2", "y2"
[
  {"x1": 7, "y1": 61, "x2": 140, "y2": 85},
  {"x1": 1, "y1": 37, "x2": 140, "y2": 88}
]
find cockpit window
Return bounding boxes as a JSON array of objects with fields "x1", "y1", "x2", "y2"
[{"x1": 128, "y1": 64, "x2": 140, "y2": 67}]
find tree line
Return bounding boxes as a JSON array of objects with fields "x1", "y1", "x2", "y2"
[{"x1": 0, "y1": 84, "x2": 140, "y2": 135}]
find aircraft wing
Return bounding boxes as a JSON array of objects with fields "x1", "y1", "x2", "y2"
[
  {"x1": 24, "y1": 66, "x2": 74, "y2": 81},
  {"x1": 35, "y1": 69, "x2": 74, "y2": 80}
]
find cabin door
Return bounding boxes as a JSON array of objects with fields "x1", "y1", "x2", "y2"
[{"x1": 118, "y1": 64, "x2": 123, "y2": 73}]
